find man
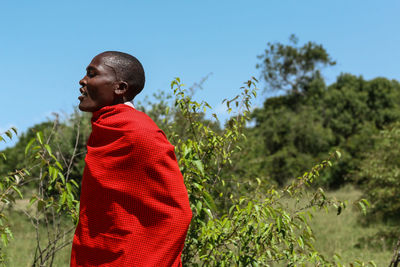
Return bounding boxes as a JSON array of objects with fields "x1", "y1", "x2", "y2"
[{"x1": 70, "y1": 51, "x2": 192, "y2": 266}]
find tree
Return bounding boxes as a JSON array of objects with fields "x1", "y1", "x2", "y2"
[
  {"x1": 252, "y1": 35, "x2": 400, "y2": 188},
  {"x1": 256, "y1": 34, "x2": 335, "y2": 95},
  {"x1": 355, "y1": 122, "x2": 400, "y2": 224}
]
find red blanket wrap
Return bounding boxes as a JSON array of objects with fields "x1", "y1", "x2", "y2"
[{"x1": 70, "y1": 104, "x2": 192, "y2": 266}]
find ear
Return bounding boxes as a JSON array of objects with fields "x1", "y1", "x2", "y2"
[{"x1": 114, "y1": 81, "x2": 129, "y2": 97}]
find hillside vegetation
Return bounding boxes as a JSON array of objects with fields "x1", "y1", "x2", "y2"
[{"x1": 1, "y1": 36, "x2": 399, "y2": 266}]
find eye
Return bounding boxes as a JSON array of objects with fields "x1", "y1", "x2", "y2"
[{"x1": 87, "y1": 69, "x2": 96, "y2": 78}]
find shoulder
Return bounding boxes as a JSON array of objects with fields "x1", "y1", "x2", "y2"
[
  {"x1": 89, "y1": 104, "x2": 172, "y2": 150},
  {"x1": 92, "y1": 104, "x2": 160, "y2": 132},
  {"x1": 110, "y1": 105, "x2": 170, "y2": 144}
]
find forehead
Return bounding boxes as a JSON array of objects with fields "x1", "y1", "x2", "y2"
[{"x1": 87, "y1": 54, "x2": 113, "y2": 72}]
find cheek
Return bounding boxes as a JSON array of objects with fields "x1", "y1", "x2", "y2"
[{"x1": 88, "y1": 83, "x2": 115, "y2": 104}]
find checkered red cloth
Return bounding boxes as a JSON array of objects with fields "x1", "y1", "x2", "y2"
[{"x1": 70, "y1": 104, "x2": 192, "y2": 266}]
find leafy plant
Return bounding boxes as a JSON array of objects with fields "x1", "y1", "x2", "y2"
[
  {"x1": 0, "y1": 128, "x2": 28, "y2": 265},
  {"x1": 23, "y1": 119, "x2": 80, "y2": 266},
  {"x1": 169, "y1": 77, "x2": 371, "y2": 266},
  {"x1": 355, "y1": 122, "x2": 400, "y2": 224}
]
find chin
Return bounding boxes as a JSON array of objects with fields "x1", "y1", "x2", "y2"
[{"x1": 78, "y1": 103, "x2": 92, "y2": 112}]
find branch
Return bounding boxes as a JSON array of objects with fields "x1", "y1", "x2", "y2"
[{"x1": 389, "y1": 235, "x2": 400, "y2": 267}]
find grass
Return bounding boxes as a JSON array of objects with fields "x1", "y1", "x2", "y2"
[
  {"x1": 5, "y1": 208, "x2": 73, "y2": 267},
  {"x1": 3, "y1": 186, "x2": 395, "y2": 266},
  {"x1": 310, "y1": 186, "x2": 393, "y2": 266}
]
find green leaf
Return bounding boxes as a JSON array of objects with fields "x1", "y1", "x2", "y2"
[
  {"x1": 5, "y1": 130, "x2": 12, "y2": 139},
  {"x1": 11, "y1": 127, "x2": 17, "y2": 135},
  {"x1": 361, "y1": 198, "x2": 370, "y2": 207},
  {"x1": 204, "y1": 208, "x2": 213, "y2": 219},
  {"x1": 37, "y1": 199, "x2": 45, "y2": 212},
  {"x1": 66, "y1": 182, "x2": 72, "y2": 194},
  {"x1": 195, "y1": 201, "x2": 202, "y2": 213},
  {"x1": 297, "y1": 236, "x2": 304, "y2": 249},
  {"x1": 48, "y1": 166, "x2": 55, "y2": 181},
  {"x1": 55, "y1": 161, "x2": 63, "y2": 170},
  {"x1": 70, "y1": 179, "x2": 79, "y2": 188},
  {"x1": 58, "y1": 172, "x2": 66, "y2": 184},
  {"x1": 193, "y1": 160, "x2": 204, "y2": 175},
  {"x1": 4, "y1": 227, "x2": 13, "y2": 240},
  {"x1": 25, "y1": 138, "x2": 36, "y2": 155},
  {"x1": 11, "y1": 186, "x2": 23, "y2": 199},
  {"x1": 203, "y1": 190, "x2": 217, "y2": 211},
  {"x1": 44, "y1": 144, "x2": 52, "y2": 156},
  {"x1": 36, "y1": 131, "x2": 44, "y2": 145},
  {"x1": 1, "y1": 233, "x2": 8, "y2": 246},
  {"x1": 60, "y1": 191, "x2": 67, "y2": 206},
  {"x1": 358, "y1": 201, "x2": 367, "y2": 215},
  {"x1": 276, "y1": 216, "x2": 282, "y2": 232},
  {"x1": 29, "y1": 196, "x2": 38, "y2": 207},
  {"x1": 229, "y1": 205, "x2": 235, "y2": 215}
]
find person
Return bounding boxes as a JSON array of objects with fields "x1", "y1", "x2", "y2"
[{"x1": 70, "y1": 51, "x2": 192, "y2": 266}]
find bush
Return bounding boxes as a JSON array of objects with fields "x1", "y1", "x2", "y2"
[{"x1": 355, "y1": 122, "x2": 400, "y2": 224}]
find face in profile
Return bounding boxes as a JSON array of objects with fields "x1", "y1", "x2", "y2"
[{"x1": 78, "y1": 54, "x2": 118, "y2": 112}]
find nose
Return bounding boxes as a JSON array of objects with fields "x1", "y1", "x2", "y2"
[{"x1": 79, "y1": 77, "x2": 87, "y2": 87}]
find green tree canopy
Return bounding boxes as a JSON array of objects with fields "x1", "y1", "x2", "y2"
[
  {"x1": 251, "y1": 37, "x2": 400, "y2": 187},
  {"x1": 256, "y1": 34, "x2": 335, "y2": 95}
]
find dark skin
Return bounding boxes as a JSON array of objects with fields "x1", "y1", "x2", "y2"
[{"x1": 78, "y1": 53, "x2": 130, "y2": 112}]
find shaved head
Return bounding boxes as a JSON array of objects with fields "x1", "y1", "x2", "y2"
[{"x1": 99, "y1": 51, "x2": 145, "y2": 100}]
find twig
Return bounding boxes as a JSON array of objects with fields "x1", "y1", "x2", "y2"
[
  {"x1": 65, "y1": 120, "x2": 80, "y2": 182},
  {"x1": 389, "y1": 235, "x2": 400, "y2": 267}
]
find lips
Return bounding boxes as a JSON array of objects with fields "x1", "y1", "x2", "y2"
[{"x1": 79, "y1": 87, "x2": 88, "y2": 101}]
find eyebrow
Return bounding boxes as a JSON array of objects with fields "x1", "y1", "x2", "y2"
[{"x1": 86, "y1": 65, "x2": 97, "y2": 72}]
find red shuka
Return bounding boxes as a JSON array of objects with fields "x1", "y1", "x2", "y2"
[{"x1": 70, "y1": 104, "x2": 192, "y2": 267}]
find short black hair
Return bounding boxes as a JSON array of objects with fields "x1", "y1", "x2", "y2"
[{"x1": 100, "y1": 51, "x2": 145, "y2": 100}]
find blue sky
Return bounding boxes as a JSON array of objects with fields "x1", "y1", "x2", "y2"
[{"x1": 1, "y1": 1, "x2": 400, "y2": 149}]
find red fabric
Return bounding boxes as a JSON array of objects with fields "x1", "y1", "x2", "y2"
[{"x1": 70, "y1": 104, "x2": 192, "y2": 267}]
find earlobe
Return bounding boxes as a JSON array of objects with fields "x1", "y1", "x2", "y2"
[{"x1": 114, "y1": 81, "x2": 128, "y2": 96}]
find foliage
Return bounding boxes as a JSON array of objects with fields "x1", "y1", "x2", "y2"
[
  {"x1": 252, "y1": 102, "x2": 336, "y2": 186},
  {"x1": 256, "y1": 34, "x2": 335, "y2": 95},
  {"x1": 5, "y1": 187, "x2": 393, "y2": 266},
  {"x1": 354, "y1": 122, "x2": 400, "y2": 224},
  {"x1": 2, "y1": 35, "x2": 398, "y2": 264},
  {"x1": 0, "y1": 74, "x2": 381, "y2": 266},
  {"x1": 22, "y1": 119, "x2": 81, "y2": 266},
  {"x1": 169, "y1": 77, "x2": 371, "y2": 266},
  {"x1": 0, "y1": 116, "x2": 85, "y2": 266},
  {"x1": 0, "y1": 122, "x2": 53, "y2": 178},
  {"x1": 342, "y1": 119, "x2": 400, "y2": 266},
  {"x1": 252, "y1": 36, "x2": 400, "y2": 188},
  {"x1": 0, "y1": 111, "x2": 91, "y2": 189},
  {"x1": 136, "y1": 73, "x2": 220, "y2": 144},
  {"x1": 0, "y1": 128, "x2": 29, "y2": 265},
  {"x1": 48, "y1": 111, "x2": 91, "y2": 187}
]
